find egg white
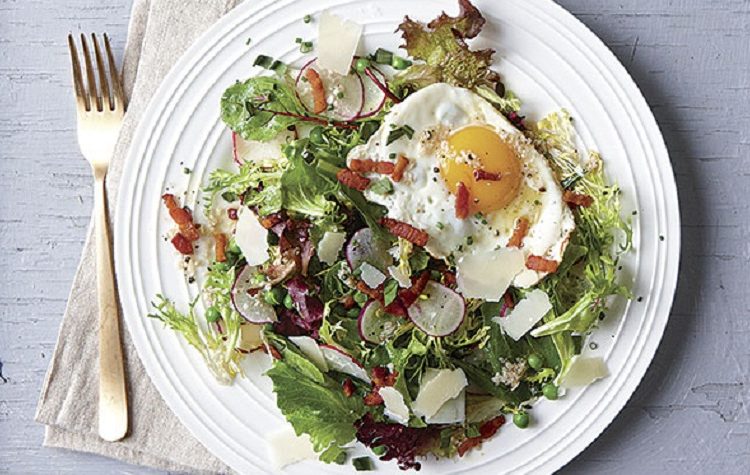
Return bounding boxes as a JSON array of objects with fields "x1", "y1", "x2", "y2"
[{"x1": 347, "y1": 83, "x2": 575, "y2": 287}]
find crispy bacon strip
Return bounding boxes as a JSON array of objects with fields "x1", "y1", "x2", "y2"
[
  {"x1": 170, "y1": 233, "x2": 193, "y2": 255},
  {"x1": 342, "y1": 378, "x2": 355, "y2": 397},
  {"x1": 473, "y1": 169, "x2": 503, "y2": 181},
  {"x1": 260, "y1": 212, "x2": 284, "y2": 230},
  {"x1": 380, "y1": 217, "x2": 429, "y2": 246},
  {"x1": 349, "y1": 159, "x2": 395, "y2": 174},
  {"x1": 337, "y1": 168, "x2": 371, "y2": 191},
  {"x1": 363, "y1": 390, "x2": 384, "y2": 406},
  {"x1": 391, "y1": 155, "x2": 409, "y2": 182},
  {"x1": 455, "y1": 181, "x2": 470, "y2": 219},
  {"x1": 526, "y1": 255, "x2": 559, "y2": 273},
  {"x1": 304, "y1": 68, "x2": 327, "y2": 114},
  {"x1": 458, "y1": 416, "x2": 506, "y2": 457},
  {"x1": 563, "y1": 190, "x2": 594, "y2": 208},
  {"x1": 162, "y1": 193, "x2": 200, "y2": 242},
  {"x1": 214, "y1": 232, "x2": 228, "y2": 262},
  {"x1": 371, "y1": 367, "x2": 398, "y2": 388},
  {"x1": 506, "y1": 217, "x2": 530, "y2": 248},
  {"x1": 356, "y1": 280, "x2": 383, "y2": 300},
  {"x1": 398, "y1": 271, "x2": 430, "y2": 307}
]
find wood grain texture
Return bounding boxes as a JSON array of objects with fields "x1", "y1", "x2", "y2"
[{"x1": 0, "y1": 0, "x2": 748, "y2": 473}]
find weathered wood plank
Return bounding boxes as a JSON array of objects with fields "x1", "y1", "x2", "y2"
[{"x1": 0, "y1": 0, "x2": 748, "y2": 473}]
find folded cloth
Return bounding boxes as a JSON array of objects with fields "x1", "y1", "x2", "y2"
[{"x1": 35, "y1": 0, "x2": 241, "y2": 472}]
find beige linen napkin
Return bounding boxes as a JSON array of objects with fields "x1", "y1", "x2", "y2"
[{"x1": 35, "y1": 0, "x2": 242, "y2": 472}]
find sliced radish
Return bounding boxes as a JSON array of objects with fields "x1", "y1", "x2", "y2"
[
  {"x1": 288, "y1": 335, "x2": 329, "y2": 372},
  {"x1": 407, "y1": 281, "x2": 465, "y2": 337},
  {"x1": 232, "y1": 130, "x2": 291, "y2": 165},
  {"x1": 358, "y1": 300, "x2": 401, "y2": 344},
  {"x1": 346, "y1": 227, "x2": 392, "y2": 273},
  {"x1": 319, "y1": 344, "x2": 371, "y2": 383},
  {"x1": 295, "y1": 58, "x2": 364, "y2": 121},
  {"x1": 238, "y1": 323, "x2": 264, "y2": 352},
  {"x1": 231, "y1": 265, "x2": 277, "y2": 323},
  {"x1": 356, "y1": 66, "x2": 387, "y2": 119}
]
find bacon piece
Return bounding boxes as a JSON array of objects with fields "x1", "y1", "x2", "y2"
[
  {"x1": 349, "y1": 159, "x2": 395, "y2": 174},
  {"x1": 162, "y1": 194, "x2": 200, "y2": 241},
  {"x1": 473, "y1": 169, "x2": 503, "y2": 181},
  {"x1": 340, "y1": 295, "x2": 356, "y2": 309},
  {"x1": 214, "y1": 232, "x2": 227, "y2": 262},
  {"x1": 391, "y1": 155, "x2": 409, "y2": 182},
  {"x1": 342, "y1": 378, "x2": 355, "y2": 397},
  {"x1": 380, "y1": 217, "x2": 429, "y2": 247},
  {"x1": 563, "y1": 190, "x2": 594, "y2": 208},
  {"x1": 363, "y1": 390, "x2": 384, "y2": 406},
  {"x1": 526, "y1": 255, "x2": 559, "y2": 273},
  {"x1": 265, "y1": 344, "x2": 282, "y2": 360},
  {"x1": 455, "y1": 181, "x2": 470, "y2": 219},
  {"x1": 337, "y1": 168, "x2": 371, "y2": 191},
  {"x1": 371, "y1": 367, "x2": 398, "y2": 388},
  {"x1": 356, "y1": 280, "x2": 383, "y2": 301},
  {"x1": 398, "y1": 271, "x2": 430, "y2": 307},
  {"x1": 260, "y1": 212, "x2": 284, "y2": 230},
  {"x1": 458, "y1": 416, "x2": 506, "y2": 457},
  {"x1": 170, "y1": 233, "x2": 193, "y2": 255},
  {"x1": 507, "y1": 217, "x2": 530, "y2": 248},
  {"x1": 304, "y1": 68, "x2": 327, "y2": 114},
  {"x1": 227, "y1": 208, "x2": 238, "y2": 220}
]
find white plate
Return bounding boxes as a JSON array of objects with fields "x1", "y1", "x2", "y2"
[{"x1": 115, "y1": 0, "x2": 680, "y2": 473}]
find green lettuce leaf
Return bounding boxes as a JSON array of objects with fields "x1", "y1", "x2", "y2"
[
  {"x1": 202, "y1": 159, "x2": 285, "y2": 214},
  {"x1": 220, "y1": 75, "x2": 305, "y2": 142},
  {"x1": 266, "y1": 355, "x2": 365, "y2": 463},
  {"x1": 394, "y1": 0, "x2": 499, "y2": 90}
]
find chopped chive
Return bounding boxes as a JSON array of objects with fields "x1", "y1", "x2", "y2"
[
  {"x1": 182, "y1": 167, "x2": 191, "y2": 174},
  {"x1": 391, "y1": 55, "x2": 411, "y2": 70},
  {"x1": 300, "y1": 41, "x2": 313, "y2": 53},
  {"x1": 372, "y1": 445, "x2": 387, "y2": 456},
  {"x1": 465, "y1": 424, "x2": 481, "y2": 438},
  {"x1": 352, "y1": 456, "x2": 373, "y2": 471},
  {"x1": 303, "y1": 14, "x2": 312, "y2": 23},
  {"x1": 373, "y1": 48, "x2": 393, "y2": 65},
  {"x1": 436, "y1": 222, "x2": 445, "y2": 230},
  {"x1": 386, "y1": 124, "x2": 415, "y2": 145},
  {"x1": 245, "y1": 37, "x2": 252, "y2": 45},
  {"x1": 295, "y1": 37, "x2": 302, "y2": 44},
  {"x1": 369, "y1": 177, "x2": 394, "y2": 195},
  {"x1": 253, "y1": 54, "x2": 273, "y2": 68}
]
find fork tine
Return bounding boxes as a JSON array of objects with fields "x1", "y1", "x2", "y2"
[
  {"x1": 91, "y1": 34, "x2": 112, "y2": 111},
  {"x1": 104, "y1": 34, "x2": 127, "y2": 111},
  {"x1": 67, "y1": 34, "x2": 88, "y2": 111},
  {"x1": 80, "y1": 33, "x2": 102, "y2": 112}
]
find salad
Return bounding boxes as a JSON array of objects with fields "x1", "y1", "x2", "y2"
[{"x1": 150, "y1": 0, "x2": 632, "y2": 471}]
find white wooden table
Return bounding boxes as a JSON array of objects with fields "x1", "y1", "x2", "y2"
[{"x1": 1, "y1": 0, "x2": 748, "y2": 473}]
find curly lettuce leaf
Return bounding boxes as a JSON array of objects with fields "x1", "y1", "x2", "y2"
[
  {"x1": 280, "y1": 142, "x2": 340, "y2": 219},
  {"x1": 148, "y1": 265, "x2": 244, "y2": 384},
  {"x1": 221, "y1": 75, "x2": 305, "y2": 142},
  {"x1": 395, "y1": 0, "x2": 498, "y2": 90},
  {"x1": 528, "y1": 111, "x2": 633, "y2": 342},
  {"x1": 203, "y1": 159, "x2": 285, "y2": 214}
]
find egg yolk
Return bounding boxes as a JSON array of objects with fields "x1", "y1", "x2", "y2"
[{"x1": 441, "y1": 126, "x2": 523, "y2": 215}]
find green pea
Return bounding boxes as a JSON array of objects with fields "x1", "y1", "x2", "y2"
[
  {"x1": 309, "y1": 126, "x2": 324, "y2": 144},
  {"x1": 353, "y1": 291, "x2": 368, "y2": 306},
  {"x1": 542, "y1": 383, "x2": 558, "y2": 400},
  {"x1": 372, "y1": 445, "x2": 387, "y2": 456},
  {"x1": 354, "y1": 57, "x2": 370, "y2": 73},
  {"x1": 227, "y1": 241, "x2": 242, "y2": 256},
  {"x1": 513, "y1": 411, "x2": 530, "y2": 429},
  {"x1": 283, "y1": 293, "x2": 294, "y2": 309},
  {"x1": 391, "y1": 55, "x2": 411, "y2": 70},
  {"x1": 205, "y1": 307, "x2": 221, "y2": 323},
  {"x1": 527, "y1": 353, "x2": 543, "y2": 370}
]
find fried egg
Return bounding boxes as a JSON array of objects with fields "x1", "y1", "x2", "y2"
[{"x1": 347, "y1": 83, "x2": 575, "y2": 287}]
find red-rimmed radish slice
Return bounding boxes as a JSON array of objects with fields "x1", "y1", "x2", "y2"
[
  {"x1": 356, "y1": 66, "x2": 387, "y2": 119},
  {"x1": 231, "y1": 265, "x2": 277, "y2": 323},
  {"x1": 319, "y1": 344, "x2": 371, "y2": 383},
  {"x1": 232, "y1": 130, "x2": 292, "y2": 166},
  {"x1": 358, "y1": 300, "x2": 401, "y2": 344},
  {"x1": 238, "y1": 323, "x2": 264, "y2": 352},
  {"x1": 346, "y1": 227, "x2": 392, "y2": 273},
  {"x1": 295, "y1": 58, "x2": 364, "y2": 121},
  {"x1": 407, "y1": 281, "x2": 465, "y2": 337}
]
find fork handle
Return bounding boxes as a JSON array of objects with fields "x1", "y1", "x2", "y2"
[{"x1": 94, "y1": 173, "x2": 129, "y2": 441}]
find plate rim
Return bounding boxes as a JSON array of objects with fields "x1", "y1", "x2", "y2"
[{"x1": 114, "y1": 0, "x2": 681, "y2": 473}]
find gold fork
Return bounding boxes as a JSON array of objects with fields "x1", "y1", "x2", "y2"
[{"x1": 67, "y1": 33, "x2": 128, "y2": 442}]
